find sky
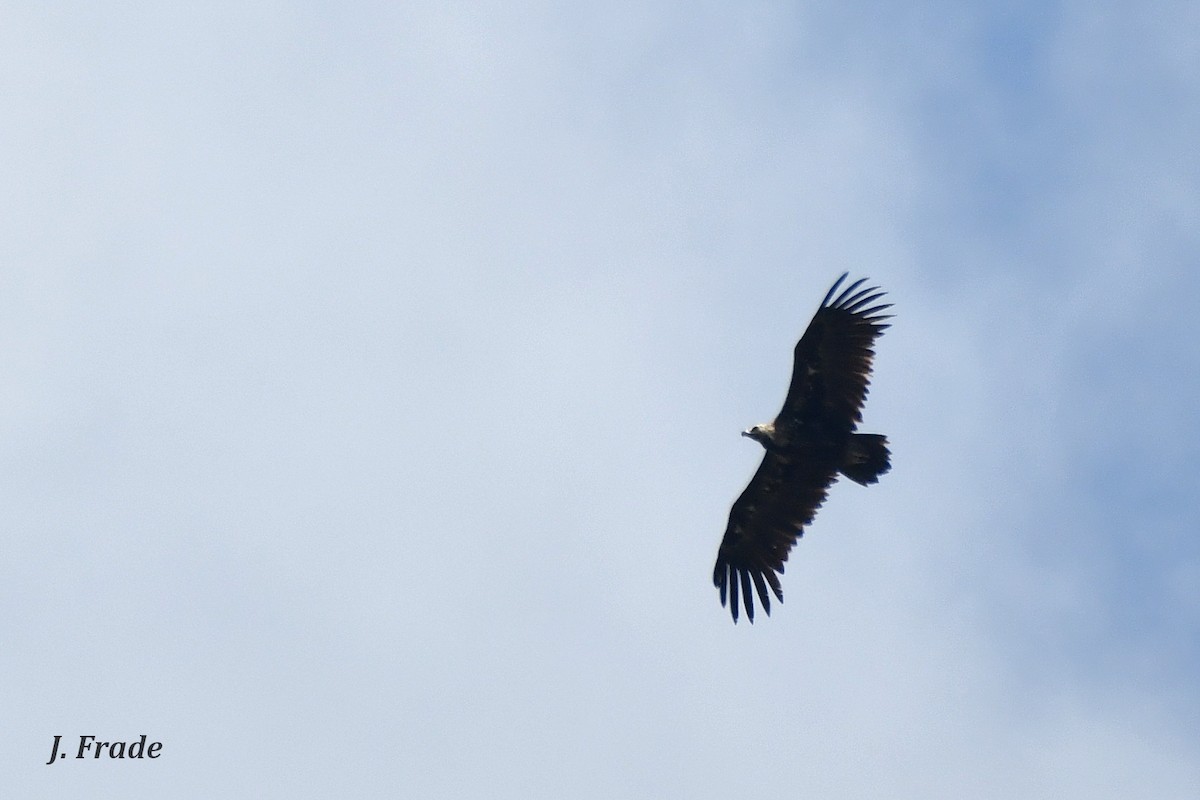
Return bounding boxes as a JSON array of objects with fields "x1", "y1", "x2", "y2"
[{"x1": 3, "y1": 1, "x2": 1199, "y2": 797}]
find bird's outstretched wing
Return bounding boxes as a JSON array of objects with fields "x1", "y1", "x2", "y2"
[
  {"x1": 779, "y1": 273, "x2": 892, "y2": 436},
  {"x1": 712, "y1": 452, "x2": 836, "y2": 623}
]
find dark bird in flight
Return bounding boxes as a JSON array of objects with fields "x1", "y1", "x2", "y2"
[{"x1": 713, "y1": 273, "x2": 892, "y2": 623}]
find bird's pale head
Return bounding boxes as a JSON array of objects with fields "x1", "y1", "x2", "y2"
[{"x1": 741, "y1": 423, "x2": 776, "y2": 447}]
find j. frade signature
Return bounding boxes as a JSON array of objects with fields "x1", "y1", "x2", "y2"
[{"x1": 45, "y1": 735, "x2": 162, "y2": 764}]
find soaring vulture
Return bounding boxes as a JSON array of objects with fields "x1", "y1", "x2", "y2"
[{"x1": 713, "y1": 273, "x2": 892, "y2": 623}]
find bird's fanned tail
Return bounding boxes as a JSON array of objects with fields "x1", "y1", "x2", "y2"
[{"x1": 839, "y1": 433, "x2": 891, "y2": 486}]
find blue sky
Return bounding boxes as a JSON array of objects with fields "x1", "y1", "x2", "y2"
[{"x1": 3, "y1": 2, "x2": 1198, "y2": 797}]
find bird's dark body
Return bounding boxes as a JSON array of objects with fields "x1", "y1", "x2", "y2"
[{"x1": 713, "y1": 273, "x2": 892, "y2": 623}]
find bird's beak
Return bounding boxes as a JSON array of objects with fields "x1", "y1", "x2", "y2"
[{"x1": 741, "y1": 430, "x2": 752, "y2": 438}]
